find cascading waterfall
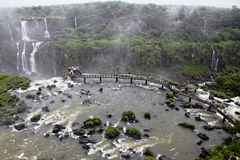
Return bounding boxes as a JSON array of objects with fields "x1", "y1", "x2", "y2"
[
  {"x1": 16, "y1": 42, "x2": 20, "y2": 71},
  {"x1": 21, "y1": 21, "x2": 30, "y2": 41},
  {"x1": 44, "y1": 18, "x2": 50, "y2": 39},
  {"x1": 21, "y1": 42, "x2": 30, "y2": 74},
  {"x1": 52, "y1": 48, "x2": 57, "y2": 76},
  {"x1": 30, "y1": 42, "x2": 43, "y2": 73},
  {"x1": 74, "y1": 18, "x2": 77, "y2": 28},
  {"x1": 214, "y1": 52, "x2": 219, "y2": 72},
  {"x1": 204, "y1": 18, "x2": 207, "y2": 31},
  {"x1": 8, "y1": 25, "x2": 14, "y2": 42},
  {"x1": 211, "y1": 46, "x2": 219, "y2": 72}
]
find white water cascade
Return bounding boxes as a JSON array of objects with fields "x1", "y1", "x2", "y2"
[
  {"x1": 16, "y1": 42, "x2": 20, "y2": 71},
  {"x1": 211, "y1": 46, "x2": 219, "y2": 72},
  {"x1": 44, "y1": 18, "x2": 50, "y2": 39},
  {"x1": 30, "y1": 42, "x2": 43, "y2": 73},
  {"x1": 21, "y1": 42, "x2": 30, "y2": 74},
  {"x1": 204, "y1": 18, "x2": 207, "y2": 31},
  {"x1": 21, "y1": 21, "x2": 30, "y2": 41},
  {"x1": 8, "y1": 25, "x2": 14, "y2": 42},
  {"x1": 52, "y1": 48, "x2": 57, "y2": 76},
  {"x1": 74, "y1": 18, "x2": 77, "y2": 28}
]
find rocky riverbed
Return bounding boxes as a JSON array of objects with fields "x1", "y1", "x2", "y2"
[{"x1": 0, "y1": 77, "x2": 232, "y2": 160}]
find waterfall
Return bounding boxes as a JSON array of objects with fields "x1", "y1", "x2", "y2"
[
  {"x1": 204, "y1": 18, "x2": 207, "y2": 31},
  {"x1": 30, "y1": 42, "x2": 43, "y2": 73},
  {"x1": 44, "y1": 18, "x2": 50, "y2": 39},
  {"x1": 8, "y1": 25, "x2": 14, "y2": 42},
  {"x1": 21, "y1": 21, "x2": 30, "y2": 41},
  {"x1": 74, "y1": 18, "x2": 77, "y2": 28},
  {"x1": 211, "y1": 46, "x2": 219, "y2": 72},
  {"x1": 214, "y1": 52, "x2": 219, "y2": 72},
  {"x1": 52, "y1": 48, "x2": 57, "y2": 76},
  {"x1": 16, "y1": 42, "x2": 20, "y2": 71},
  {"x1": 21, "y1": 42, "x2": 30, "y2": 74}
]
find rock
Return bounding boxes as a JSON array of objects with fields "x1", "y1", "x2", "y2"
[
  {"x1": 53, "y1": 80, "x2": 58, "y2": 83},
  {"x1": 158, "y1": 154, "x2": 171, "y2": 160},
  {"x1": 14, "y1": 123, "x2": 27, "y2": 131},
  {"x1": 106, "y1": 114, "x2": 112, "y2": 119},
  {"x1": 203, "y1": 125, "x2": 214, "y2": 131},
  {"x1": 143, "y1": 134, "x2": 150, "y2": 138},
  {"x1": 38, "y1": 87, "x2": 42, "y2": 91},
  {"x1": 195, "y1": 116, "x2": 202, "y2": 121},
  {"x1": 82, "y1": 144, "x2": 90, "y2": 150},
  {"x1": 144, "y1": 129, "x2": 151, "y2": 132},
  {"x1": 61, "y1": 99, "x2": 66, "y2": 103},
  {"x1": 52, "y1": 124, "x2": 65, "y2": 133},
  {"x1": 43, "y1": 132, "x2": 50, "y2": 137},
  {"x1": 197, "y1": 133, "x2": 209, "y2": 141},
  {"x1": 197, "y1": 140, "x2": 203, "y2": 145},
  {"x1": 175, "y1": 107, "x2": 179, "y2": 111},
  {"x1": 79, "y1": 137, "x2": 96, "y2": 144},
  {"x1": 80, "y1": 89, "x2": 90, "y2": 95},
  {"x1": 165, "y1": 109, "x2": 169, "y2": 111},
  {"x1": 199, "y1": 148, "x2": 210, "y2": 159},
  {"x1": 50, "y1": 100, "x2": 55, "y2": 104},
  {"x1": 42, "y1": 106, "x2": 49, "y2": 112},
  {"x1": 97, "y1": 128, "x2": 104, "y2": 134},
  {"x1": 235, "y1": 111, "x2": 240, "y2": 115},
  {"x1": 99, "y1": 88, "x2": 103, "y2": 92},
  {"x1": 66, "y1": 94, "x2": 72, "y2": 98},
  {"x1": 185, "y1": 112, "x2": 190, "y2": 118},
  {"x1": 67, "y1": 83, "x2": 74, "y2": 88},
  {"x1": 121, "y1": 153, "x2": 131, "y2": 159},
  {"x1": 36, "y1": 91, "x2": 41, "y2": 95},
  {"x1": 82, "y1": 99, "x2": 92, "y2": 105}
]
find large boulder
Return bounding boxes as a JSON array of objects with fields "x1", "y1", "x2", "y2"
[{"x1": 197, "y1": 133, "x2": 209, "y2": 141}]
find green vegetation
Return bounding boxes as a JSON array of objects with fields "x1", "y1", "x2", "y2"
[
  {"x1": 73, "y1": 128, "x2": 86, "y2": 136},
  {"x1": 0, "y1": 73, "x2": 30, "y2": 125},
  {"x1": 144, "y1": 156, "x2": 156, "y2": 160},
  {"x1": 178, "y1": 122, "x2": 195, "y2": 130},
  {"x1": 126, "y1": 127, "x2": 142, "y2": 140},
  {"x1": 83, "y1": 117, "x2": 102, "y2": 128},
  {"x1": 182, "y1": 65, "x2": 211, "y2": 77},
  {"x1": 144, "y1": 148, "x2": 154, "y2": 157},
  {"x1": 165, "y1": 98, "x2": 175, "y2": 108},
  {"x1": 144, "y1": 112, "x2": 151, "y2": 119},
  {"x1": 224, "y1": 121, "x2": 240, "y2": 135},
  {"x1": 193, "y1": 102, "x2": 204, "y2": 109},
  {"x1": 30, "y1": 114, "x2": 41, "y2": 122},
  {"x1": 121, "y1": 111, "x2": 136, "y2": 122},
  {"x1": 166, "y1": 92, "x2": 174, "y2": 99},
  {"x1": 207, "y1": 139, "x2": 240, "y2": 160},
  {"x1": 165, "y1": 80, "x2": 181, "y2": 88},
  {"x1": 105, "y1": 126, "x2": 120, "y2": 139}
]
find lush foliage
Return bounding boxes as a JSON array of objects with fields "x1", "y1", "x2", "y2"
[
  {"x1": 83, "y1": 117, "x2": 102, "y2": 128},
  {"x1": 121, "y1": 111, "x2": 136, "y2": 122},
  {"x1": 126, "y1": 127, "x2": 142, "y2": 139},
  {"x1": 165, "y1": 98, "x2": 175, "y2": 108},
  {"x1": 0, "y1": 73, "x2": 30, "y2": 125},
  {"x1": 105, "y1": 126, "x2": 120, "y2": 139}
]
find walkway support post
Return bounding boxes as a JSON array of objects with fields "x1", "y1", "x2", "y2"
[
  {"x1": 130, "y1": 77, "x2": 133, "y2": 84},
  {"x1": 100, "y1": 75, "x2": 102, "y2": 83},
  {"x1": 84, "y1": 77, "x2": 86, "y2": 83},
  {"x1": 188, "y1": 97, "x2": 191, "y2": 103},
  {"x1": 116, "y1": 76, "x2": 118, "y2": 83},
  {"x1": 145, "y1": 80, "x2": 147, "y2": 85}
]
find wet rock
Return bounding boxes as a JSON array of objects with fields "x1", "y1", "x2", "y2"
[
  {"x1": 52, "y1": 124, "x2": 65, "y2": 133},
  {"x1": 199, "y1": 148, "x2": 210, "y2": 159},
  {"x1": 134, "y1": 119, "x2": 139, "y2": 123},
  {"x1": 67, "y1": 83, "x2": 74, "y2": 88},
  {"x1": 36, "y1": 91, "x2": 41, "y2": 96},
  {"x1": 61, "y1": 99, "x2": 66, "y2": 103},
  {"x1": 98, "y1": 88, "x2": 103, "y2": 92},
  {"x1": 106, "y1": 114, "x2": 112, "y2": 119},
  {"x1": 50, "y1": 100, "x2": 55, "y2": 104},
  {"x1": 87, "y1": 129, "x2": 96, "y2": 135},
  {"x1": 203, "y1": 125, "x2": 214, "y2": 131},
  {"x1": 43, "y1": 132, "x2": 50, "y2": 137},
  {"x1": 97, "y1": 128, "x2": 104, "y2": 134},
  {"x1": 47, "y1": 84, "x2": 56, "y2": 90},
  {"x1": 121, "y1": 153, "x2": 131, "y2": 159},
  {"x1": 80, "y1": 89, "x2": 90, "y2": 95},
  {"x1": 143, "y1": 134, "x2": 150, "y2": 138},
  {"x1": 82, "y1": 99, "x2": 92, "y2": 105},
  {"x1": 158, "y1": 155, "x2": 171, "y2": 160},
  {"x1": 197, "y1": 140, "x2": 203, "y2": 145},
  {"x1": 79, "y1": 137, "x2": 96, "y2": 144},
  {"x1": 175, "y1": 107, "x2": 179, "y2": 111},
  {"x1": 144, "y1": 129, "x2": 151, "y2": 132},
  {"x1": 82, "y1": 144, "x2": 90, "y2": 150},
  {"x1": 165, "y1": 109, "x2": 169, "y2": 111},
  {"x1": 38, "y1": 87, "x2": 42, "y2": 91},
  {"x1": 185, "y1": 112, "x2": 190, "y2": 118},
  {"x1": 57, "y1": 91, "x2": 63, "y2": 94},
  {"x1": 14, "y1": 123, "x2": 27, "y2": 131},
  {"x1": 26, "y1": 94, "x2": 36, "y2": 99},
  {"x1": 195, "y1": 116, "x2": 202, "y2": 121},
  {"x1": 197, "y1": 133, "x2": 209, "y2": 141},
  {"x1": 42, "y1": 106, "x2": 49, "y2": 112},
  {"x1": 53, "y1": 80, "x2": 58, "y2": 83},
  {"x1": 235, "y1": 111, "x2": 240, "y2": 115}
]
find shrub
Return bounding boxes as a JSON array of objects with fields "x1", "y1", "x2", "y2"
[
  {"x1": 166, "y1": 92, "x2": 174, "y2": 99},
  {"x1": 165, "y1": 98, "x2": 175, "y2": 108},
  {"x1": 121, "y1": 111, "x2": 136, "y2": 122},
  {"x1": 83, "y1": 117, "x2": 102, "y2": 128},
  {"x1": 210, "y1": 90, "x2": 229, "y2": 99},
  {"x1": 144, "y1": 112, "x2": 151, "y2": 119},
  {"x1": 30, "y1": 114, "x2": 41, "y2": 122},
  {"x1": 73, "y1": 128, "x2": 86, "y2": 136},
  {"x1": 126, "y1": 127, "x2": 142, "y2": 140},
  {"x1": 105, "y1": 127, "x2": 120, "y2": 139},
  {"x1": 165, "y1": 79, "x2": 181, "y2": 87},
  {"x1": 178, "y1": 122, "x2": 195, "y2": 130},
  {"x1": 144, "y1": 156, "x2": 156, "y2": 160}
]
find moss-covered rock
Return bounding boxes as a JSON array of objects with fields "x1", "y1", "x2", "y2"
[
  {"x1": 83, "y1": 117, "x2": 102, "y2": 128},
  {"x1": 121, "y1": 111, "x2": 136, "y2": 122},
  {"x1": 165, "y1": 98, "x2": 175, "y2": 108},
  {"x1": 30, "y1": 114, "x2": 41, "y2": 122},
  {"x1": 144, "y1": 148, "x2": 154, "y2": 157},
  {"x1": 105, "y1": 126, "x2": 120, "y2": 139},
  {"x1": 126, "y1": 127, "x2": 142, "y2": 140},
  {"x1": 73, "y1": 128, "x2": 86, "y2": 136},
  {"x1": 14, "y1": 123, "x2": 27, "y2": 131},
  {"x1": 144, "y1": 112, "x2": 151, "y2": 119},
  {"x1": 178, "y1": 122, "x2": 195, "y2": 130},
  {"x1": 144, "y1": 156, "x2": 156, "y2": 160},
  {"x1": 166, "y1": 92, "x2": 174, "y2": 99}
]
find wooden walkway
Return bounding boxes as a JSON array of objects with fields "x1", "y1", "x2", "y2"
[{"x1": 70, "y1": 73, "x2": 236, "y2": 125}]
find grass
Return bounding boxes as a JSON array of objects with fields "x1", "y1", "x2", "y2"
[{"x1": 0, "y1": 73, "x2": 30, "y2": 125}]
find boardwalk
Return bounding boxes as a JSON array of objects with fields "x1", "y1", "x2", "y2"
[{"x1": 70, "y1": 73, "x2": 236, "y2": 125}]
